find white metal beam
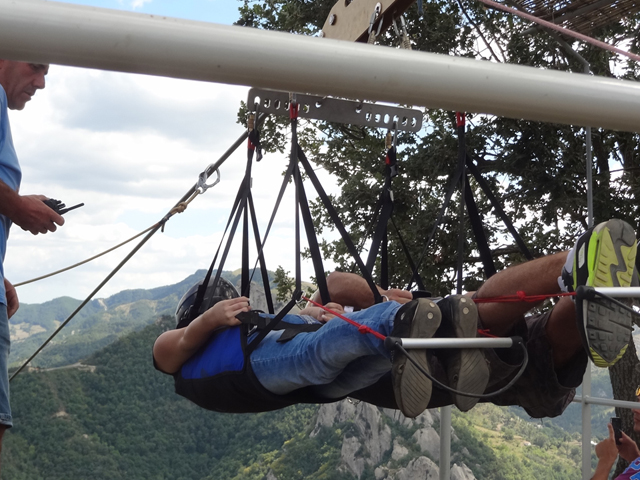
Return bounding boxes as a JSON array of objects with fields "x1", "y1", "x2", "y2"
[{"x1": 0, "y1": 0, "x2": 639, "y2": 132}]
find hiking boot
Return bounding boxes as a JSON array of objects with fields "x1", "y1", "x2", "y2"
[
  {"x1": 391, "y1": 298, "x2": 441, "y2": 418},
  {"x1": 562, "y1": 219, "x2": 637, "y2": 367},
  {"x1": 436, "y1": 295, "x2": 490, "y2": 412}
]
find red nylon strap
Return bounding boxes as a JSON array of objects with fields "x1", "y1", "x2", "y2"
[
  {"x1": 302, "y1": 296, "x2": 387, "y2": 341},
  {"x1": 289, "y1": 102, "x2": 299, "y2": 120},
  {"x1": 473, "y1": 291, "x2": 575, "y2": 303},
  {"x1": 247, "y1": 138, "x2": 255, "y2": 150},
  {"x1": 456, "y1": 112, "x2": 465, "y2": 127}
]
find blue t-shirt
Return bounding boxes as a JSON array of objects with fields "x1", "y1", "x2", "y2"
[{"x1": 0, "y1": 85, "x2": 23, "y2": 305}]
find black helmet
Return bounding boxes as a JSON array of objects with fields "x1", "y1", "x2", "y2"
[{"x1": 175, "y1": 276, "x2": 239, "y2": 329}]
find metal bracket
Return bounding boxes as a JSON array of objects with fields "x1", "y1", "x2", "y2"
[
  {"x1": 247, "y1": 88, "x2": 422, "y2": 132},
  {"x1": 322, "y1": 0, "x2": 416, "y2": 43}
]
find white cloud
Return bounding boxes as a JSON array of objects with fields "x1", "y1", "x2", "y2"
[{"x1": 6, "y1": 65, "x2": 341, "y2": 304}]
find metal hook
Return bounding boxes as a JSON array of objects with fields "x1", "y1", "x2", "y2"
[
  {"x1": 367, "y1": 11, "x2": 384, "y2": 37},
  {"x1": 197, "y1": 166, "x2": 221, "y2": 194}
]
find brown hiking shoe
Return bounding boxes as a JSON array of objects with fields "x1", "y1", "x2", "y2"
[
  {"x1": 391, "y1": 298, "x2": 441, "y2": 418},
  {"x1": 436, "y1": 295, "x2": 489, "y2": 412}
]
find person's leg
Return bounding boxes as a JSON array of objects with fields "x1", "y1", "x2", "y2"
[
  {"x1": 251, "y1": 299, "x2": 441, "y2": 417},
  {"x1": 474, "y1": 251, "x2": 568, "y2": 336},
  {"x1": 250, "y1": 302, "x2": 403, "y2": 396}
]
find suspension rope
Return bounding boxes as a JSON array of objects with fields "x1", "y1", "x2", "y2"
[{"x1": 475, "y1": 0, "x2": 640, "y2": 63}]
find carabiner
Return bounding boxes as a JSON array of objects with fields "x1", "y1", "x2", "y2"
[{"x1": 197, "y1": 166, "x2": 221, "y2": 194}]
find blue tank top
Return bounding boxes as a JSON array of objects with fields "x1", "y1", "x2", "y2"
[{"x1": 0, "y1": 86, "x2": 22, "y2": 305}]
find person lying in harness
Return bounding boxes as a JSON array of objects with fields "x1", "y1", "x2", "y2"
[{"x1": 153, "y1": 219, "x2": 638, "y2": 419}]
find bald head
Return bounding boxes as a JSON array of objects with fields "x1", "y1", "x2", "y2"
[{"x1": 0, "y1": 60, "x2": 48, "y2": 110}]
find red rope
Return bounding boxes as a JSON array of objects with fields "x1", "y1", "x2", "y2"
[
  {"x1": 301, "y1": 296, "x2": 387, "y2": 341},
  {"x1": 473, "y1": 290, "x2": 575, "y2": 303},
  {"x1": 475, "y1": 0, "x2": 640, "y2": 63}
]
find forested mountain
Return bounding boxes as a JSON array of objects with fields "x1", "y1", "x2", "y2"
[{"x1": 3, "y1": 312, "x2": 592, "y2": 479}]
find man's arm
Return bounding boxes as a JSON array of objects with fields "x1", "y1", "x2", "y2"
[
  {"x1": 0, "y1": 180, "x2": 64, "y2": 235},
  {"x1": 4, "y1": 279, "x2": 17, "y2": 318},
  {"x1": 152, "y1": 297, "x2": 250, "y2": 374},
  {"x1": 325, "y1": 271, "x2": 413, "y2": 310}
]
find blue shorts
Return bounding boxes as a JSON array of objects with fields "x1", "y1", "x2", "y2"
[{"x1": 0, "y1": 305, "x2": 12, "y2": 427}]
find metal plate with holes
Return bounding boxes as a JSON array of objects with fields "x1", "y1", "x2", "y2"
[{"x1": 247, "y1": 88, "x2": 422, "y2": 132}]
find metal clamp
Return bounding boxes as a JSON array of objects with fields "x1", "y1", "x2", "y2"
[{"x1": 197, "y1": 166, "x2": 221, "y2": 194}]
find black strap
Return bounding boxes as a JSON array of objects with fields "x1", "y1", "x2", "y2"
[
  {"x1": 245, "y1": 293, "x2": 300, "y2": 355},
  {"x1": 293, "y1": 160, "x2": 331, "y2": 304},
  {"x1": 247, "y1": 192, "x2": 275, "y2": 314},
  {"x1": 455, "y1": 117, "x2": 466, "y2": 294},
  {"x1": 464, "y1": 171, "x2": 497, "y2": 278},
  {"x1": 366, "y1": 188, "x2": 394, "y2": 274},
  {"x1": 193, "y1": 178, "x2": 248, "y2": 316},
  {"x1": 297, "y1": 145, "x2": 383, "y2": 304},
  {"x1": 390, "y1": 217, "x2": 426, "y2": 291},
  {"x1": 465, "y1": 155, "x2": 534, "y2": 261}
]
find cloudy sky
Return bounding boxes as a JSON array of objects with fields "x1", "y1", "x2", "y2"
[{"x1": 6, "y1": 0, "x2": 340, "y2": 304}]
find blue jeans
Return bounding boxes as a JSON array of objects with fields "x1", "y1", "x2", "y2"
[
  {"x1": 250, "y1": 301, "x2": 402, "y2": 399},
  {"x1": 0, "y1": 305, "x2": 11, "y2": 427}
]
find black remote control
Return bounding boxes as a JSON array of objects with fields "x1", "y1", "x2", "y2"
[{"x1": 43, "y1": 198, "x2": 84, "y2": 215}]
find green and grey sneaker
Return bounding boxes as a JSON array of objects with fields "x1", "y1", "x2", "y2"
[
  {"x1": 563, "y1": 219, "x2": 637, "y2": 368},
  {"x1": 436, "y1": 295, "x2": 490, "y2": 412},
  {"x1": 391, "y1": 298, "x2": 441, "y2": 418}
]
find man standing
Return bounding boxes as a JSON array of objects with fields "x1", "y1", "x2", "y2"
[{"x1": 0, "y1": 60, "x2": 65, "y2": 469}]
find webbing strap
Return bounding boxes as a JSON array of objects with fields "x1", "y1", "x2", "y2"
[
  {"x1": 247, "y1": 192, "x2": 275, "y2": 314},
  {"x1": 245, "y1": 293, "x2": 300, "y2": 355},
  {"x1": 366, "y1": 188, "x2": 394, "y2": 274},
  {"x1": 241, "y1": 152, "x2": 254, "y2": 296},
  {"x1": 293, "y1": 159, "x2": 331, "y2": 304},
  {"x1": 193, "y1": 177, "x2": 248, "y2": 315},
  {"x1": 390, "y1": 217, "x2": 426, "y2": 291},
  {"x1": 464, "y1": 172, "x2": 497, "y2": 278},
  {"x1": 455, "y1": 115, "x2": 466, "y2": 295},
  {"x1": 297, "y1": 145, "x2": 383, "y2": 304},
  {"x1": 466, "y1": 155, "x2": 534, "y2": 261}
]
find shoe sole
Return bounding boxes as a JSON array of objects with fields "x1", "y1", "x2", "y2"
[
  {"x1": 575, "y1": 219, "x2": 636, "y2": 367},
  {"x1": 445, "y1": 296, "x2": 490, "y2": 412},
  {"x1": 393, "y1": 299, "x2": 441, "y2": 418}
]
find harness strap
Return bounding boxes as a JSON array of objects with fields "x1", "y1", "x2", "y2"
[
  {"x1": 465, "y1": 155, "x2": 534, "y2": 261},
  {"x1": 297, "y1": 145, "x2": 383, "y2": 305},
  {"x1": 464, "y1": 171, "x2": 497, "y2": 278}
]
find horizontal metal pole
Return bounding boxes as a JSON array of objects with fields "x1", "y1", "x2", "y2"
[
  {"x1": 594, "y1": 287, "x2": 640, "y2": 297},
  {"x1": 0, "y1": 1, "x2": 639, "y2": 132},
  {"x1": 573, "y1": 395, "x2": 639, "y2": 410},
  {"x1": 397, "y1": 337, "x2": 515, "y2": 349}
]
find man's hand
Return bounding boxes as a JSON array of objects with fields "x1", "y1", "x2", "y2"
[
  {"x1": 4, "y1": 279, "x2": 18, "y2": 318},
  {"x1": 383, "y1": 288, "x2": 413, "y2": 304},
  {"x1": 203, "y1": 297, "x2": 250, "y2": 328},
  {"x1": 10, "y1": 195, "x2": 64, "y2": 235},
  {"x1": 618, "y1": 430, "x2": 640, "y2": 463},
  {"x1": 596, "y1": 424, "x2": 619, "y2": 464}
]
